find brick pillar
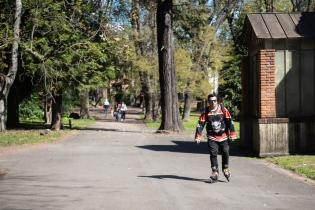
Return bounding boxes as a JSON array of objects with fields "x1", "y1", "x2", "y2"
[{"x1": 258, "y1": 49, "x2": 276, "y2": 118}]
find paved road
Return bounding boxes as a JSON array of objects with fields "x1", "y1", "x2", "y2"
[{"x1": 0, "y1": 108, "x2": 314, "y2": 210}]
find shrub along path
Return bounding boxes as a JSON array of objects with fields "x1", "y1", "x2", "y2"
[{"x1": 0, "y1": 107, "x2": 314, "y2": 210}]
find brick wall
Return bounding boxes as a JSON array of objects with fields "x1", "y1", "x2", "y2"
[{"x1": 258, "y1": 49, "x2": 276, "y2": 118}]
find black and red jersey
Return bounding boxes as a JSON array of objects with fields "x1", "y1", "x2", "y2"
[{"x1": 195, "y1": 104, "x2": 236, "y2": 142}]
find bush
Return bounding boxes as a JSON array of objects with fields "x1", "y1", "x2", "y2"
[
  {"x1": 19, "y1": 93, "x2": 43, "y2": 121},
  {"x1": 63, "y1": 89, "x2": 80, "y2": 116}
]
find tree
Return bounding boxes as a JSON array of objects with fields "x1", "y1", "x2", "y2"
[
  {"x1": 0, "y1": 0, "x2": 21, "y2": 131},
  {"x1": 19, "y1": 0, "x2": 130, "y2": 129},
  {"x1": 129, "y1": 0, "x2": 160, "y2": 121},
  {"x1": 173, "y1": 1, "x2": 227, "y2": 119},
  {"x1": 290, "y1": 0, "x2": 315, "y2": 11},
  {"x1": 157, "y1": 0, "x2": 182, "y2": 131}
]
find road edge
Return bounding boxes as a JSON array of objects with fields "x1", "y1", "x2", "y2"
[{"x1": 264, "y1": 160, "x2": 315, "y2": 187}]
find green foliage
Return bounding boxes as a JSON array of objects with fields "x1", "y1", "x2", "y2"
[
  {"x1": 0, "y1": 0, "x2": 13, "y2": 73},
  {"x1": 218, "y1": 50, "x2": 242, "y2": 116},
  {"x1": 175, "y1": 48, "x2": 196, "y2": 93},
  {"x1": 19, "y1": 0, "x2": 134, "y2": 97},
  {"x1": 243, "y1": 0, "x2": 294, "y2": 13},
  {"x1": 4, "y1": 0, "x2": 139, "y2": 119},
  {"x1": 62, "y1": 89, "x2": 80, "y2": 115},
  {"x1": 132, "y1": 54, "x2": 157, "y2": 75},
  {"x1": 174, "y1": 3, "x2": 219, "y2": 100},
  {"x1": 19, "y1": 93, "x2": 43, "y2": 121},
  {"x1": 63, "y1": 116, "x2": 96, "y2": 129},
  {"x1": 10, "y1": 0, "x2": 314, "y2": 129},
  {"x1": 174, "y1": 2, "x2": 210, "y2": 43}
]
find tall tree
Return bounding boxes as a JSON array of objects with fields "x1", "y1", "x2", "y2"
[
  {"x1": 0, "y1": 0, "x2": 21, "y2": 131},
  {"x1": 197, "y1": 0, "x2": 241, "y2": 64},
  {"x1": 157, "y1": 0, "x2": 182, "y2": 131},
  {"x1": 173, "y1": 1, "x2": 220, "y2": 120},
  {"x1": 130, "y1": 0, "x2": 157, "y2": 121},
  {"x1": 290, "y1": 0, "x2": 314, "y2": 11},
  {"x1": 51, "y1": 91, "x2": 62, "y2": 130},
  {"x1": 264, "y1": 0, "x2": 275, "y2": 11}
]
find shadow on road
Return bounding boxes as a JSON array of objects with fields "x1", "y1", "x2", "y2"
[
  {"x1": 96, "y1": 118, "x2": 146, "y2": 124},
  {"x1": 137, "y1": 140, "x2": 252, "y2": 157},
  {"x1": 67, "y1": 121, "x2": 156, "y2": 133},
  {"x1": 68, "y1": 127, "x2": 151, "y2": 134},
  {"x1": 138, "y1": 175, "x2": 226, "y2": 183},
  {"x1": 137, "y1": 141, "x2": 208, "y2": 154}
]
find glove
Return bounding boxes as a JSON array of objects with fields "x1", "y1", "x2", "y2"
[
  {"x1": 194, "y1": 138, "x2": 201, "y2": 144},
  {"x1": 228, "y1": 132, "x2": 237, "y2": 142}
]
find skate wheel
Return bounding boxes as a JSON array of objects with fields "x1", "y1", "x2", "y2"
[{"x1": 207, "y1": 178, "x2": 217, "y2": 183}]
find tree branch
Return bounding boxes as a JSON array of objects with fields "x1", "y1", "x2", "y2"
[
  {"x1": 23, "y1": 45, "x2": 45, "y2": 61},
  {"x1": 197, "y1": 0, "x2": 240, "y2": 65}
]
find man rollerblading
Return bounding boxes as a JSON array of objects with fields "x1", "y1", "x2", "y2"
[{"x1": 194, "y1": 94, "x2": 237, "y2": 183}]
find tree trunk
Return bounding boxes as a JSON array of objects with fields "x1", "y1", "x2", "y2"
[
  {"x1": 0, "y1": 0, "x2": 22, "y2": 131},
  {"x1": 149, "y1": 1, "x2": 158, "y2": 120},
  {"x1": 131, "y1": 0, "x2": 154, "y2": 120},
  {"x1": 143, "y1": 73, "x2": 152, "y2": 120},
  {"x1": 7, "y1": 66, "x2": 34, "y2": 128},
  {"x1": 157, "y1": 0, "x2": 182, "y2": 131},
  {"x1": 104, "y1": 0, "x2": 112, "y2": 20},
  {"x1": 80, "y1": 88, "x2": 90, "y2": 119},
  {"x1": 264, "y1": 0, "x2": 274, "y2": 12},
  {"x1": 149, "y1": 1, "x2": 157, "y2": 55},
  {"x1": 98, "y1": 0, "x2": 103, "y2": 24},
  {"x1": 182, "y1": 92, "x2": 191, "y2": 121},
  {"x1": 152, "y1": 93, "x2": 161, "y2": 121},
  {"x1": 102, "y1": 88, "x2": 108, "y2": 100},
  {"x1": 0, "y1": 74, "x2": 8, "y2": 131},
  {"x1": 7, "y1": 85, "x2": 19, "y2": 128},
  {"x1": 51, "y1": 92, "x2": 62, "y2": 130},
  {"x1": 44, "y1": 96, "x2": 52, "y2": 125}
]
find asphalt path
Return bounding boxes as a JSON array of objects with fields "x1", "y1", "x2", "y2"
[{"x1": 0, "y1": 108, "x2": 314, "y2": 210}]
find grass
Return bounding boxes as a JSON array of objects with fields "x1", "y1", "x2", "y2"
[
  {"x1": 0, "y1": 130, "x2": 67, "y2": 147},
  {"x1": 144, "y1": 121, "x2": 160, "y2": 128},
  {"x1": 0, "y1": 117, "x2": 96, "y2": 147},
  {"x1": 182, "y1": 114, "x2": 199, "y2": 129},
  {"x1": 63, "y1": 116, "x2": 96, "y2": 129},
  {"x1": 266, "y1": 155, "x2": 315, "y2": 180}
]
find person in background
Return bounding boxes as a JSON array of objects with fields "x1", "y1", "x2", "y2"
[
  {"x1": 110, "y1": 107, "x2": 114, "y2": 118},
  {"x1": 194, "y1": 93, "x2": 237, "y2": 183},
  {"x1": 103, "y1": 98, "x2": 110, "y2": 118},
  {"x1": 121, "y1": 102, "x2": 128, "y2": 121}
]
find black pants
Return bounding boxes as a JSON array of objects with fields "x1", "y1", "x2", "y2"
[
  {"x1": 121, "y1": 111, "x2": 126, "y2": 119},
  {"x1": 208, "y1": 139, "x2": 229, "y2": 171}
]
